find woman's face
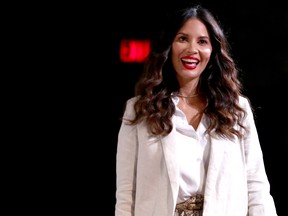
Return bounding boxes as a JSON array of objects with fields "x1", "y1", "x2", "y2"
[{"x1": 171, "y1": 18, "x2": 212, "y2": 84}]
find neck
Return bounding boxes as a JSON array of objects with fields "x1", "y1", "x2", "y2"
[{"x1": 176, "y1": 93, "x2": 199, "y2": 98}]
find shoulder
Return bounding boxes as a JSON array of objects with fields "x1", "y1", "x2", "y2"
[
  {"x1": 126, "y1": 96, "x2": 139, "y2": 105},
  {"x1": 238, "y1": 95, "x2": 252, "y2": 111},
  {"x1": 238, "y1": 95, "x2": 256, "y2": 125},
  {"x1": 122, "y1": 96, "x2": 139, "y2": 118},
  {"x1": 125, "y1": 96, "x2": 139, "y2": 110}
]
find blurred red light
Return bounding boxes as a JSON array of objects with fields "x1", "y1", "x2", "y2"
[{"x1": 120, "y1": 39, "x2": 150, "y2": 63}]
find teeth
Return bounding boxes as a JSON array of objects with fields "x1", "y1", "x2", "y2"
[{"x1": 182, "y1": 59, "x2": 198, "y2": 63}]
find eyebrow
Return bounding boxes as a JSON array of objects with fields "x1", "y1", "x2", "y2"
[{"x1": 176, "y1": 33, "x2": 210, "y2": 39}]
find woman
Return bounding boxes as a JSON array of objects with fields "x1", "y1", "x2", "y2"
[{"x1": 115, "y1": 5, "x2": 278, "y2": 216}]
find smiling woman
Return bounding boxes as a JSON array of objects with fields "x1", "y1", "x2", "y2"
[
  {"x1": 172, "y1": 19, "x2": 212, "y2": 72},
  {"x1": 170, "y1": 18, "x2": 213, "y2": 130},
  {"x1": 115, "y1": 4, "x2": 278, "y2": 216}
]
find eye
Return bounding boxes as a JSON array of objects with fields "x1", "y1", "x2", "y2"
[
  {"x1": 199, "y1": 39, "x2": 208, "y2": 45},
  {"x1": 177, "y1": 35, "x2": 188, "y2": 42}
]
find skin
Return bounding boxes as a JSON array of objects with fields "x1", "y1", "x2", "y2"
[{"x1": 171, "y1": 18, "x2": 213, "y2": 129}]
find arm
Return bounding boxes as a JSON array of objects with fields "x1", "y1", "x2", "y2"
[
  {"x1": 115, "y1": 98, "x2": 138, "y2": 216},
  {"x1": 241, "y1": 97, "x2": 278, "y2": 216}
]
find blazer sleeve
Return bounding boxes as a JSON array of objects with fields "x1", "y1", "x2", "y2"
[
  {"x1": 240, "y1": 96, "x2": 278, "y2": 216},
  {"x1": 115, "y1": 97, "x2": 138, "y2": 216}
]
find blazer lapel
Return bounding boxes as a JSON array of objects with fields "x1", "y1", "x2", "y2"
[
  {"x1": 203, "y1": 134, "x2": 233, "y2": 214},
  {"x1": 160, "y1": 126, "x2": 180, "y2": 207}
]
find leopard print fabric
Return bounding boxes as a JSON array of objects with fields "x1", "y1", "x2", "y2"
[{"x1": 175, "y1": 194, "x2": 204, "y2": 216}]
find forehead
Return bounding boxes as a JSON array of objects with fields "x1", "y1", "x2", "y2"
[{"x1": 178, "y1": 18, "x2": 209, "y2": 36}]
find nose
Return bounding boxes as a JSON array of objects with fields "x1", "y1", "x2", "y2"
[{"x1": 186, "y1": 41, "x2": 198, "y2": 54}]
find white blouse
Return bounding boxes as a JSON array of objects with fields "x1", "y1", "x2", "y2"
[{"x1": 172, "y1": 96, "x2": 211, "y2": 203}]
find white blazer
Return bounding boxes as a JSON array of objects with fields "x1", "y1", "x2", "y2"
[{"x1": 115, "y1": 96, "x2": 278, "y2": 216}]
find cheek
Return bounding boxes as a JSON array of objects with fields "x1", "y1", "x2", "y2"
[
  {"x1": 200, "y1": 47, "x2": 212, "y2": 59},
  {"x1": 171, "y1": 45, "x2": 183, "y2": 65},
  {"x1": 172, "y1": 40, "x2": 189, "y2": 54},
  {"x1": 171, "y1": 43, "x2": 183, "y2": 57},
  {"x1": 171, "y1": 51, "x2": 179, "y2": 69}
]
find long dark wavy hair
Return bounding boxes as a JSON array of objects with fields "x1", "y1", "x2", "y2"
[{"x1": 125, "y1": 5, "x2": 247, "y2": 140}]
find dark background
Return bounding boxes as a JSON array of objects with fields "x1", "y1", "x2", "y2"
[{"x1": 60, "y1": 0, "x2": 287, "y2": 215}]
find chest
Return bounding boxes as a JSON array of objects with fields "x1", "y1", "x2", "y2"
[{"x1": 177, "y1": 99, "x2": 206, "y2": 130}]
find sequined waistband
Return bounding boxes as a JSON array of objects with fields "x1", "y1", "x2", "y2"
[{"x1": 175, "y1": 194, "x2": 204, "y2": 216}]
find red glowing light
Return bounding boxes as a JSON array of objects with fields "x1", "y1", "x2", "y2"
[{"x1": 120, "y1": 39, "x2": 151, "y2": 63}]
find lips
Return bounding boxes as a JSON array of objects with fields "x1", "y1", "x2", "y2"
[{"x1": 181, "y1": 57, "x2": 199, "y2": 70}]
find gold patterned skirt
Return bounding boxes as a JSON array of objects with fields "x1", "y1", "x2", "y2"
[{"x1": 175, "y1": 194, "x2": 204, "y2": 216}]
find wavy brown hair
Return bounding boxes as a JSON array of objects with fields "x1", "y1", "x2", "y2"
[{"x1": 125, "y1": 5, "x2": 247, "y2": 140}]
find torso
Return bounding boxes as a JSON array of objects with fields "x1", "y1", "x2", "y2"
[{"x1": 177, "y1": 96, "x2": 206, "y2": 130}]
